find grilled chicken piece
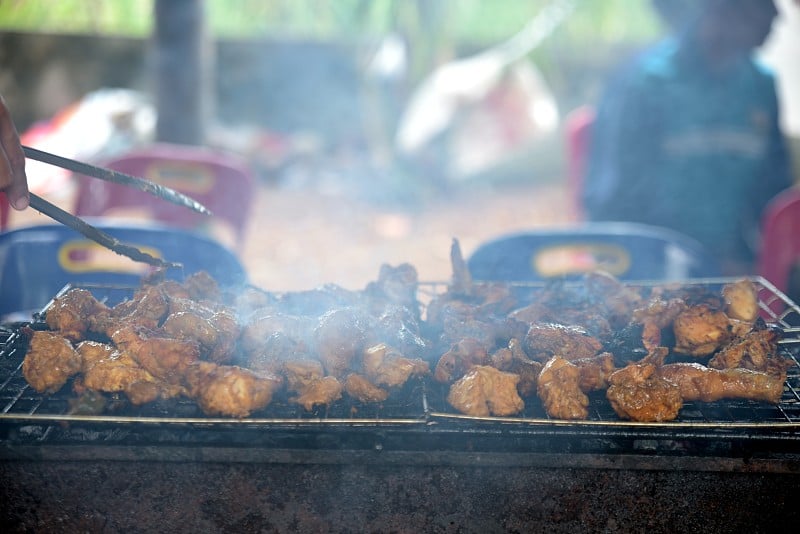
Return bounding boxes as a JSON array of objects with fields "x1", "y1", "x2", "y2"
[
  {"x1": 708, "y1": 325, "x2": 782, "y2": 372},
  {"x1": 363, "y1": 263, "x2": 421, "y2": 317},
  {"x1": 314, "y1": 307, "x2": 369, "y2": 378},
  {"x1": 370, "y1": 304, "x2": 429, "y2": 359},
  {"x1": 510, "y1": 302, "x2": 613, "y2": 339},
  {"x1": 362, "y1": 343, "x2": 430, "y2": 388},
  {"x1": 239, "y1": 312, "x2": 310, "y2": 358},
  {"x1": 283, "y1": 359, "x2": 345, "y2": 411},
  {"x1": 22, "y1": 328, "x2": 82, "y2": 394},
  {"x1": 283, "y1": 359, "x2": 325, "y2": 393},
  {"x1": 632, "y1": 297, "x2": 689, "y2": 351},
  {"x1": 76, "y1": 340, "x2": 183, "y2": 405},
  {"x1": 672, "y1": 304, "x2": 733, "y2": 356},
  {"x1": 723, "y1": 279, "x2": 759, "y2": 323},
  {"x1": 290, "y1": 376, "x2": 343, "y2": 411},
  {"x1": 447, "y1": 365, "x2": 524, "y2": 417},
  {"x1": 181, "y1": 271, "x2": 223, "y2": 302},
  {"x1": 89, "y1": 284, "x2": 171, "y2": 338},
  {"x1": 111, "y1": 325, "x2": 200, "y2": 385},
  {"x1": 657, "y1": 362, "x2": 786, "y2": 404},
  {"x1": 45, "y1": 288, "x2": 110, "y2": 342},
  {"x1": 161, "y1": 309, "x2": 239, "y2": 364},
  {"x1": 573, "y1": 352, "x2": 617, "y2": 392},
  {"x1": 524, "y1": 323, "x2": 603, "y2": 362},
  {"x1": 247, "y1": 332, "x2": 312, "y2": 376},
  {"x1": 583, "y1": 270, "x2": 645, "y2": 329},
  {"x1": 490, "y1": 337, "x2": 543, "y2": 397},
  {"x1": 184, "y1": 361, "x2": 282, "y2": 417},
  {"x1": 537, "y1": 356, "x2": 589, "y2": 420},
  {"x1": 434, "y1": 337, "x2": 488, "y2": 383},
  {"x1": 606, "y1": 362, "x2": 683, "y2": 422},
  {"x1": 344, "y1": 373, "x2": 389, "y2": 403}
]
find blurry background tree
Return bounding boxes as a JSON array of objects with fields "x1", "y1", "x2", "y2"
[
  {"x1": 0, "y1": 0, "x2": 671, "y2": 191},
  {"x1": 0, "y1": 0, "x2": 665, "y2": 90}
]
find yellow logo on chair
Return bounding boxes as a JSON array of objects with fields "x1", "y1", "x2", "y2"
[
  {"x1": 532, "y1": 243, "x2": 631, "y2": 277},
  {"x1": 58, "y1": 240, "x2": 160, "y2": 274}
]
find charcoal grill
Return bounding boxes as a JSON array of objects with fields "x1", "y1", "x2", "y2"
[{"x1": 1, "y1": 276, "x2": 800, "y2": 460}]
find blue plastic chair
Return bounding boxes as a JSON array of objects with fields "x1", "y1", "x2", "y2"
[
  {"x1": 0, "y1": 221, "x2": 248, "y2": 318},
  {"x1": 466, "y1": 222, "x2": 721, "y2": 282}
]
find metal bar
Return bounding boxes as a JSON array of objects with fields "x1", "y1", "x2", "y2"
[
  {"x1": 28, "y1": 193, "x2": 182, "y2": 269},
  {"x1": 23, "y1": 145, "x2": 212, "y2": 215}
]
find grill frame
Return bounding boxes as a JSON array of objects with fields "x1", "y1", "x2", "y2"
[{"x1": 2, "y1": 276, "x2": 800, "y2": 457}]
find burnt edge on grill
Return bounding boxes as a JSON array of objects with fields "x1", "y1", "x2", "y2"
[{"x1": 1, "y1": 276, "x2": 800, "y2": 454}]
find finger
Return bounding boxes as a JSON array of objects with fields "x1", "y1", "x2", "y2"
[{"x1": 0, "y1": 96, "x2": 29, "y2": 210}]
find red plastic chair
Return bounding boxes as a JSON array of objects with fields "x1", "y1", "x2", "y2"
[
  {"x1": 0, "y1": 195, "x2": 8, "y2": 231},
  {"x1": 564, "y1": 106, "x2": 594, "y2": 222},
  {"x1": 73, "y1": 143, "x2": 257, "y2": 250},
  {"x1": 757, "y1": 186, "x2": 800, "y2": 300}
]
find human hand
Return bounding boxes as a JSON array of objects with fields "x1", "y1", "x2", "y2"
[{"x1": 0, "y1": 94, "x2": 29, "y2": 210}]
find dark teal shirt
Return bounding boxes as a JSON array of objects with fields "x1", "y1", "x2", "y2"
[{"x1": 584, "y1": 36, "x2": 792, "y2": 264}]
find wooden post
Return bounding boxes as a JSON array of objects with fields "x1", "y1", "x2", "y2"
[{"x1": 153, "y1": 0, "x2": 213, "y2": 145}]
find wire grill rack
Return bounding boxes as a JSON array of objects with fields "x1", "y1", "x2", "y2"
[{"x1": 1, "y1": 276, "x2": 799, "y2": 441}]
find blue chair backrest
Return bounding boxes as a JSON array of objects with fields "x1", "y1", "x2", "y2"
[
  {"x1": 0, "y1": 221, "x2": 248, "y2": 318},
  {"x1": 466, "y1": 222, "x2": 721, "y2": 282}
]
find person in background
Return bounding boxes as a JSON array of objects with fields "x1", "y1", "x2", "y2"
[
  {"x1": 583, "y1": 0, "x2": 792, "y2": 275},
  {"x1": 0, "y1": 94, "x2": 29, "y2": 212}
]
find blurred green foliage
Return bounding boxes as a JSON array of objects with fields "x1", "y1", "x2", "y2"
[{"x1": 0, "y1": 0, "x2": 665, "y2": 47}]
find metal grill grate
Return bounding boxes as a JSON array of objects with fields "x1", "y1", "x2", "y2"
[{"x1": 1, "y1": 277, "x2": 800, "y2": 435}]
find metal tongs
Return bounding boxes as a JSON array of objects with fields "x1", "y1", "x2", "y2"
[{"x1": 22, "y1": 146, "x2": 213, "y2": 268}]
